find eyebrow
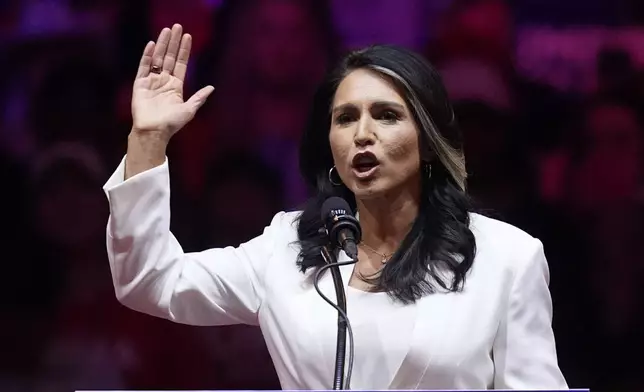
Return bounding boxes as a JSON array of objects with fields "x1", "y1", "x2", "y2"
[{"x1": 331, "y1": 100, "x2": 406, "y2": 114}]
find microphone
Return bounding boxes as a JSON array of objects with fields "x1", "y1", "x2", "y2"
[
  {"x1": 318, "y1": 196, "x2": 360, "y2": 389},
  {"x1": 321, "y1": 197, "x2": 362, "y2": 260}
]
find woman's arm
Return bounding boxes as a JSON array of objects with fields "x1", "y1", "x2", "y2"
[
  {"x1": 104, "y1": 23, "x2": 270, "y2": 326},
  {"x1": 492, "y1": 239, "x2": 569, "y2": 389},
  {"x1": 104, "y1": 157, "x2": 284, "y2": 326}
]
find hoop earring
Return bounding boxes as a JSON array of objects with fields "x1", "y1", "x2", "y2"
[{"x1": 328, "y1": 166, "x2": 342, "y2": 186}]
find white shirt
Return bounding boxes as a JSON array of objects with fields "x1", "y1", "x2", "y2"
[{"x1": 103, "y1": 158, "x2": 568, "y2": 390}]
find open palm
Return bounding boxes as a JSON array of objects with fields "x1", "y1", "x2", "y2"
[{"x1": 132, "y1": 24, "x2": 214, "y2": 137}]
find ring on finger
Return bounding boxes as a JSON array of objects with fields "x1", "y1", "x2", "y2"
[{"x1": 150, "y1": 65, "x2": 162, "y2": 74}]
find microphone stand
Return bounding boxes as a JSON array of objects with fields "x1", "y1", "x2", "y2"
[{"x1": 321, "y1": 245, "x2": 348, "y2": 390}]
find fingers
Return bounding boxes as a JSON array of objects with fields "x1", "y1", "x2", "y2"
[
  {"x1": 184, "y1": 85, "x2": 215, "y2": 112},
  {"x1": 140, "y1": 24, "x2": 191, "y2": 80},
  {"x1": 163, "y1": 24, "x2": 183, "y2": 73},
  {"x1": 150, "y1": 27, "x2": 171, "y2": 71},
  {"x1": 173, "y1": 34, "x2": 192, "y2": 82},
  {"x1": 135, "y1": 41, "x2": 155, "y2": 79}
]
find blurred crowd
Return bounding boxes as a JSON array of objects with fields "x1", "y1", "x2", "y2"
[{"x1": 0, "y1": 0, "x2": 643, "y2": 391}]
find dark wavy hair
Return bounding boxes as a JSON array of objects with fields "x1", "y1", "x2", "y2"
[{"x1": 295, "y1": 45, "x2": 476, "y2": 304}]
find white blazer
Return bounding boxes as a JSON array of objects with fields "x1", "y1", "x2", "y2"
[{"x1": 103, "y1": 158, "x2": 568, "y2": 390}]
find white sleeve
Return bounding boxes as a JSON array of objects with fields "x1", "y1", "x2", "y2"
[
  {"x1": 492, "y1": 239, "x2": 569, "y2": 389},
  {"x1": 103, "y1": 157, "x2": 285, "y2": 326}
]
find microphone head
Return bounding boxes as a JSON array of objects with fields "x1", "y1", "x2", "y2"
[
  {"x1": 321, "y1": 197, "x2": 361, "y2": 256},
  {"x1": 321, "y1": 196, "x2": 354, "y2": 223}
]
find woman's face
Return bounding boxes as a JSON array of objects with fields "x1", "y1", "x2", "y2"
[{"x1": 329, "y1": 69, "x2": 422, "y2": 200}]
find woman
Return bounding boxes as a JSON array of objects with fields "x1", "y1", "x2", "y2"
[{"x1": 104, "y1": 24, "x2": 568, "y2": 389}]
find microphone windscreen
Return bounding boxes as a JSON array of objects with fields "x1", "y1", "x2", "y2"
[{"x1": 321, "y1": 196, "x2": 354, "y2": 222}]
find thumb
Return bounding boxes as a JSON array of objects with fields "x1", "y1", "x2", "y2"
[{"x1": 184, "y1": 85, "x2": 215, "y2": 112}]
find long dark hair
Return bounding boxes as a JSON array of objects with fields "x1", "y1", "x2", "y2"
[{"x1": 296, "y1": 45, "x2": 476, "y2": 304}]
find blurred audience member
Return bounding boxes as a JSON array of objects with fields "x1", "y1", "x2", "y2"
[
  {"x1": 595, "y1": 47, "x2": 640, "y2": 101},
  {"x1": 427, "y1": 0, "x2": 570, "y2": 170},
  {"x1": 453, "y1": 101, "x2": 514, "y2": 205},
  {"x1": 29, "y1": 143, "x2": 108, "y2": 262},
  {"x1": 1, "y1": 32, "x2": 110, "y2": 162},
  {"x1": 450, "y1": 98, "x2": 563, "y2": 245},
  {"x1": 565, "y1": 97, "x2": 643, "y2": 213},
  {"x1": 26, "y1": 142, "x2": 133, "y2": 390},
  {"x1": 428, "y1": 0, "x2": 514, "y2": 74},
  {"x1": 174, "y1": 0, "x2": 338, "y2": 207},
  {"x1": 200, "y1": 151, "x2": 284, "y2": 248},
  {"x1": 440, "y1": 59, "x2": 513, "y2": 114},
  {"x1": 439, "y1": 59, "x2": 519, "y2": 215},
  {"x1": 28, "y1": 59, "x2": 123, "y2": 165},
  {"x1": 522, "y1": 87, "x2": 577, "y2": 204}
]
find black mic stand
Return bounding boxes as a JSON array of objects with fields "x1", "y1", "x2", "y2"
[{"x1": 321, "y1": 245, "x2": 349, "y2": 390}]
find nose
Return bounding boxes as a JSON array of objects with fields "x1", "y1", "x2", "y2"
[{"x1": 354, "y1": 117, "x2": 375, "y2": 147}]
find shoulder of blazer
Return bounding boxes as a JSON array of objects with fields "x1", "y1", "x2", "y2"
[
  {"x1": 270, "y1": 210, "x2": 303, "y2": 233},
  {"x1": 469, "y1": 212, "x2": 537, "y2": 244},
  {"x1": 468, "y1": 212, "x2": 544, "y2": 269},
  {"x1": 264, "y1": 210, "x2": 304, "y2": 252}
]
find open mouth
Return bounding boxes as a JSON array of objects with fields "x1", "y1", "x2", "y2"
[{"x1": 351, "y1": 151, "x2": 380, "y2": 178}]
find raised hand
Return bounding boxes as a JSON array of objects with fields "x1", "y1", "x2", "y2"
[{"x1": 131, "y1": 24, "x2": 214, "y2": 138}]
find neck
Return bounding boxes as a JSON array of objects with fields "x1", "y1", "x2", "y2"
[{"x1": 356, "y1": 187, "x2": 420, "y2": 251}]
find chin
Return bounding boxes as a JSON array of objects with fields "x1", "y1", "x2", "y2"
[{"x1": 348, "y1": 179, "x2": 388, "y2": 200}]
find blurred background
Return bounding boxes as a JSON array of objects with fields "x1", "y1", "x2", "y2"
[{"x1": 0, "y1": 0, "x2": 643, "y2": 390}]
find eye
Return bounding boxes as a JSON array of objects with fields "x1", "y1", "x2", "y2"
[
  {"x1": 334, "y1": 113, "x2": 354, "y2": 125},
  {"x1": 378, "y1": 110, "x2": 401, "y2": 123}
]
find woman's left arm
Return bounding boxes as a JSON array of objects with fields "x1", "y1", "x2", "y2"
[{"x1": 492, "y1": 238, "x2": 569, "y2": 390}]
